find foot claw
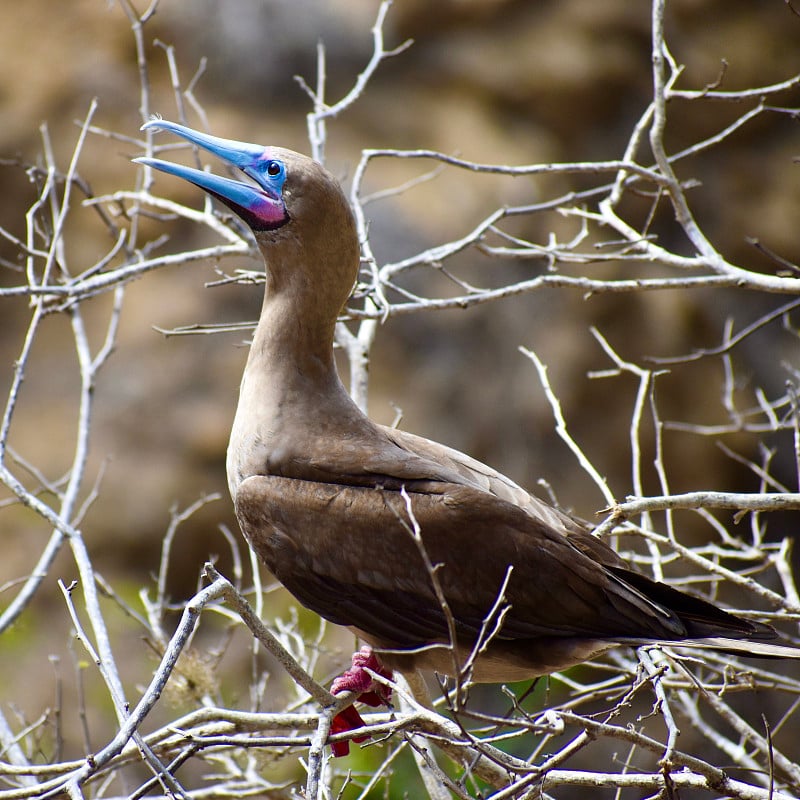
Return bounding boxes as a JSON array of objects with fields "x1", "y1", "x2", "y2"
[
  {"x1": 330, "y1": 645, "x2": 393, "y2": 704},
  {"x1": 328, "y1": 646, "x2": 393, "y2": 756}
]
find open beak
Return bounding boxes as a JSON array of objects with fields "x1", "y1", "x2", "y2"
[{"x1": 134, "y1": 119, "x2": 288, "y2": 230}]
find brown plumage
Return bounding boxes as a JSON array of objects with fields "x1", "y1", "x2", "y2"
[{"x1": 137, "y1": 121, "x2": 797, "y2": 691}]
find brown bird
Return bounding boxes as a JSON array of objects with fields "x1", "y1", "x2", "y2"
[{"x1": 136, "y1": 121, "x2": 797, "y2": 749}]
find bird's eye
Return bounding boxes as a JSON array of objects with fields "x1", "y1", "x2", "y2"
[{"x1": 266, "y1": 160, "x2": 282, "y2": 177}]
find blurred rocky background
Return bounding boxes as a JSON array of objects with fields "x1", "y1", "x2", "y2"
[{"x1": 2, "y1": 0, "x2": 800, "y2": 781}]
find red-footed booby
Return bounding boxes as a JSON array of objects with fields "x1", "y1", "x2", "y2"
[{"x1": 136, "y1": 120, "x2": 798, "y2": 754}]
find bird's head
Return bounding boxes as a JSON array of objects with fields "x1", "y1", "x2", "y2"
[{"x1": 135, "y1": 119, "x2": 360, "y2": 309}]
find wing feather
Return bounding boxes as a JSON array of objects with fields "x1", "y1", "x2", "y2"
[{"x1": 234, "y1": 475, "x2": 688, "y2": 653}]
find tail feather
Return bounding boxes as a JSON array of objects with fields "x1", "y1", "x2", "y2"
[
  {"x1": 650, "y1": 637, "x2": 800, "y2": 659},
  {"x1": 611, "y1": 565, "x2": 777, "y2": 641}
]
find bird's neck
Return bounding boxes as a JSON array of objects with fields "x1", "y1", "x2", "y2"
[
  {"x1": 226, "y1": 290, "x2": 364, "y2": 494},
  {"x1": 252, "y1": 290, "x2": 337, "y2": 374}
]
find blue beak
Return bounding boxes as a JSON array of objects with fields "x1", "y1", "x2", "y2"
[{"x1": 135, "y1": 119, "x2": 289, "y2": 231}]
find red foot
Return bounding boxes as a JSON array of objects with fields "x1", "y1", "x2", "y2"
[
  {"x1": 329, "y1": 646, "x2": 393, "y2": 756},
  {"x1": 329, "y1": 705, "x2": 370, "y2": 757}
]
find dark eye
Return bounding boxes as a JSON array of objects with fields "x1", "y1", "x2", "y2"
[{"x1": 267, "y1": 161, "x2": 282, "y2": 176}]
